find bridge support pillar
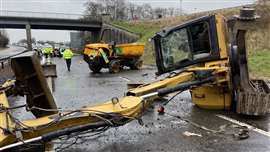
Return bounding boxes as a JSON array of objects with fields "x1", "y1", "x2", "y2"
[{"x1": 26, "y1": 23, "x2": 32, "y2": 51}]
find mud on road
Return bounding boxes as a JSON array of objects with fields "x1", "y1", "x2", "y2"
[{"x1": 8, "y1": 56, "x2": 270, "y2": 152}]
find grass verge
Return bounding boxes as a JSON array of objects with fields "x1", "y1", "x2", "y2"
[
  {"x1": 112, "y1": 2, "x2": 270, "y2": 78},
  {"x1": 249, "y1": 49, "x2": 270, "y2": 78}
]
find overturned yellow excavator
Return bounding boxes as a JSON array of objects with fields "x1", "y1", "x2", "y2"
[{"x1": 0, "y1": 12, "x2": 269, "y2": 151}]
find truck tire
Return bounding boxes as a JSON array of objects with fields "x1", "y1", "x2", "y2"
[
  {"x1": 109, "y1": 60, "x2": 121, "y2": 73},
  {"x1": 130, "y1": 59, "x2": 143, "y2": 70},
  {"x1": 89, "y1": 63, "x2": 102, "y2": 73}
]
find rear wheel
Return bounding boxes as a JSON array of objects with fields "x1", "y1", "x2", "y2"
[
  {"x1": 89, "y1": 63, "x2": 102, "y2": 73},
  {"x1": 109, "y1": 60, "x2": 121, "y2": 73},
  {"x1": 130, "y1": 59, "x2": 143, "y2": 70},
  {"x1": 88, "y1": 57, "x2": 103, "y2": 73}
]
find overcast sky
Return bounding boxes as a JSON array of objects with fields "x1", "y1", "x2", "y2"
[{"x1": 1, "y1": 0, "x2": 255, "y2": 43}]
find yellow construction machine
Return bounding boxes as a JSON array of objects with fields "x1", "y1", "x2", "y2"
[
  {"x1": 0, "y1": 13, "x2": 269, "y2": 151},
  {"x1": 83, "y1": 41, "x2": 145, "y2": 73}
]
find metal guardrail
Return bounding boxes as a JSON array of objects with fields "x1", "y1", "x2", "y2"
[
  {"x1": 0, "y1": 50, "x2": 27, "y2": 83},
  {"x1": 0, "y1": 50, "x2": 27, "y2": 70},
  {"x1": 0, "y1": 50, "x2": 27, "y2": 62}
]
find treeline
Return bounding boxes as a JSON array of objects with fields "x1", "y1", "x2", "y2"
[{"x1": 84, "y1": 0, "x2": 182, "y2": 21}]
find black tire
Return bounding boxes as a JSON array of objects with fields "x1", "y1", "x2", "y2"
[
  {"x1": 84, "y1": 55, "x2": 103, "y2": 73},
  {"x1": 130, "y1": 59, "x2": 143, "y2": 70},
  {"x1": 229, "y1": 45, "x2": 240, "y2": 112},
  {"x1": 89, "y1": 63, "x2": 102, "y2": 73},
  {"x1": 109, "y1": 60, "x2": 121, "y2": 73}
]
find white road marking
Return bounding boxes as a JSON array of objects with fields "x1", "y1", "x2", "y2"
[
  {"x1": 216, "y1": 114, "x2": 270, "y2": 138},
  {"x1": 119, "y1": 76, "x2": 131, "y2": 82}
]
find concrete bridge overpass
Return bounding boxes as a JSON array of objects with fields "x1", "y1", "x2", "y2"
[
  {"x1": 0, "y1": 16, "x2": 102, "y2": 31},
  {"x1": 0, "y1": 11, "x2": 139, "y2": 50}
]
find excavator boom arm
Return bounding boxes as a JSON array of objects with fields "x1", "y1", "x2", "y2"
[{"x1": 0, "y1": 61, "x2": 222, "y2": 151}]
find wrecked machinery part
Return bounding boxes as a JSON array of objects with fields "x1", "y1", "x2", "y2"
[
  {"x1": 11, "y1": 51, "x2": 57, "y2": 118},
  {"x1": 139, "y1": 76, "x2": 216, "y2": 100},
  {"x1": 227, "y1": 8, "x2": 269, "y2": 116},
  {"x1": 234, "y1": 126, "x2": 249, "y2": 140},
  {"x1": 157, "y1": 105, "x2": 165, "y2": 115},
  {"x1": 42, "y1": 64, "x2": 57, "y2": 78},
  {"x1": 231, "y1": 29, "x2": 270, "y2": 115},
  {"x1": 234, "y1": 6, "x2": 260, "y2": 21},
  {"x1": 127, "y1": 82, "x2": 144, "y2": 90},
  {"x1": 42, "y1": 63, "x2": 57, "y2": 92},
  {"x1": 0, "y1": 121, "x2": 112, "y2": 151},
  {"x1": 237, "y1": 80, "x2": 270, "y2": 116}
]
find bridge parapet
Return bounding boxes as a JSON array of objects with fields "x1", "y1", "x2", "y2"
[{"x1": 0, "y1": 10, "x2": 93, "y2": 20}]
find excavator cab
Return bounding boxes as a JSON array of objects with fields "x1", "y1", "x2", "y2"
[
  {"x1": 151, "y1": 15, "x2": 233, "y2": 110},
  {"x1": 153, "y1": 15, "x2": 222, "y2": 75},
  {"x1": 152, "y1": 13, "x2": 270, "y2": 115}
]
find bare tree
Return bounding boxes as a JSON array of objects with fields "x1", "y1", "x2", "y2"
[
  {"x1": 141, "y1": 4, "x2": 154, "y2": 19},
  {"x1": 167, "y1": 7, "x2": 176, "y2": 17},
  {"x1": 84, "y1": 1, "x2": 103, "y2": 19},
  {"x1": 111, "y1": 0, "x2": 126, "y2": 20},
  {"x1": 154, "y1": 7, "x2": 167, "y2": 19},
  {"x1": 128, "y1": 3, "x2": 136, "y2": 20},
  {"x1": 84, "y1": 0, "x2": 183, "y2": 21},
  {"x1": 134, "y1": 5, "x2": 143, "y2": 20},
  {"x1": 84, "y1": 0, "x2": 127, "y2": 20}
]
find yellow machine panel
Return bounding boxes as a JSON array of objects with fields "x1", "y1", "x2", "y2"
[
  {"x1": 84, "y1": 47, "x2": 99, "y2": 57},
  {"x1": 191, "y1": 86, "x2": 231, "y2": 110},
  {"x1": 116, "y1": 43, "x2": 145, "y2": 57}
]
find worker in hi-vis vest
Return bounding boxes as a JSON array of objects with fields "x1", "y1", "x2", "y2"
[
  {"x1": 42, "y1": 44, "x2": 53, "y2": 58},
  {"x1": 63, "y1": 47, "x2": 74, "y2": 71}
]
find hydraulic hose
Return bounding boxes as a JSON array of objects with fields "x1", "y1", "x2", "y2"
[
  {"x1": 0, "y1": 121, "x2": 112, "y2": 151},
  {"x1": 141, "y1": 76, "x2": 216, "y2": 99}
]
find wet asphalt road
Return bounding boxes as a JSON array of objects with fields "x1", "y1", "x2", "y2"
[{"x1": 8, "y1": 55, "x2": 270, "y2": 152}]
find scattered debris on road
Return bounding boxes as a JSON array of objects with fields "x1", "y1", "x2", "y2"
[
  {"x1": 183, "y1": 131, "x2": 202, "y2": 137},
  {"x1": 142, "y1": 73, "x2": 148, "y2": 77},
  {"x1": 234, "y1": 126, "x2": 249, "y2": 140},
  {"x1": 119, "y1": 76, "x2": 131, "y2": 82}
]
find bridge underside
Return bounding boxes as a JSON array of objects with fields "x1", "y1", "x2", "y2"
[
  {"x1": 0, "y1": 16, "x2": 102, "y2": 31},
  {"x1": 0, "y1": 16, "x2": 103, "y2": 50},
  {"x1": 0, "y1": 24, "x2": 101, "y2": 31},
  {"x1": 0, "y1": 16, "x2": 139, "y2": 50}
]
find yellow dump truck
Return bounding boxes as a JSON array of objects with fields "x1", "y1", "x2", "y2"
[{"x1": 83, "y1": 42, "x2": 144, "y2": 73}]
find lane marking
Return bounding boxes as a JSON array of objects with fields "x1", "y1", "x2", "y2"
[
  {"x1": 119, "y1": 76, "x2": 131, "y2": 82},
  {"x1": 216, "y1": 114, "x2": 270, "y2": 138}
]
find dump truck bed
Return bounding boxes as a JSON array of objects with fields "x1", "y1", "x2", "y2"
[{"x1": 115, "y1": 43, "x2": 144, "y2": 57}]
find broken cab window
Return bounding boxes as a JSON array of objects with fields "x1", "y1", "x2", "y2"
[
  {"x1": 159, "y1": 21, "x2": 212, "y2": 69},
  {"x1": 189, "y1": 22, "x2": 211, "y2": 60},
  {"x1": 161, "y1": 28, "x2": 191, "y2": 68}
]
